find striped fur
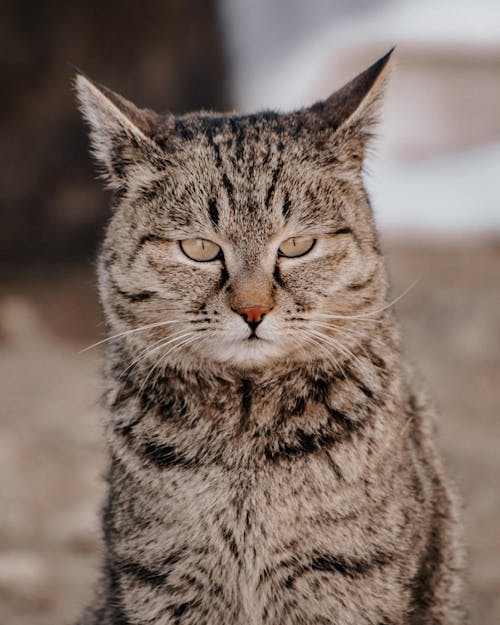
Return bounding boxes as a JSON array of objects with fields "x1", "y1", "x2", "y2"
[{"x1": 75, "y1": 51, "x2": 467, "y2": 624}]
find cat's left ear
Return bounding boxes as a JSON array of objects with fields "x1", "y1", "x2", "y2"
[
  {"x1": 75, "y1": 72, "x2": 169, "y2": 191},
  {"x1": 305, "y1": 49, "x2": 394, "y2": 166}
]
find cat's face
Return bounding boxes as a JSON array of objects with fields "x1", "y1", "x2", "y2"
[{"x1": 77, "y1": 52, "x2": 392, "y2": 371}]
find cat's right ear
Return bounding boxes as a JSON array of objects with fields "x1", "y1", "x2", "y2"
[{"x1": 74, "y1": 72, "x2": 168, "y2": 191}]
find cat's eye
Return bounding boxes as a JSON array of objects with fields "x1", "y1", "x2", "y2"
[
  {"x1": 278, "y1": 236, "x2": 316, "y2": 258},
  {"x1": 179, "y1": 238, "x2": 222, "y2": 262}
]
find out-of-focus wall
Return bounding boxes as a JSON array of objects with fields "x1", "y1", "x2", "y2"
[{"x1": 0, "y1": 0, "x2": 228, "y2": 265}]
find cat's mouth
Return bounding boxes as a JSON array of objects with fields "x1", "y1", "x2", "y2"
[
  {"x1": 247, "y1": 329, "x2": 271, "y2": 342},
  {"x1": 245, "y1": 325, "x2": 275, "y2": 343},
  {"x1": 205, "y1": 330, "x2": 282, "y2": 366}
]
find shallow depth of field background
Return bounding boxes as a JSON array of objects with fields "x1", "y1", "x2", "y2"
[{"x1": 1, "y1": 1, "x2": 499, "y2": 624}]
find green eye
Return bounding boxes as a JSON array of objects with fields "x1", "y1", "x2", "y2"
[
  {"x1": 180, "y1": 238, "x2": 221, "y2": 262},
  {"x1": 278, "y1": 236, "x2": 316, "y2": 258}
]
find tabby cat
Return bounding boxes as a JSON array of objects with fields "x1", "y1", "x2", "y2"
[{"x1": 75, "y1": 50, "x2": 466, "y2": 624}]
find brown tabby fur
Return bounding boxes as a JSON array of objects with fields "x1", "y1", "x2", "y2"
[{"x1": 74, "y1": 51, "x2": 466, "y2": 624}]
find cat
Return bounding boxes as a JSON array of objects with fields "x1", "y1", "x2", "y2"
[{"x1": 74, "y1": 50, "x2": 466, "y2": 625}]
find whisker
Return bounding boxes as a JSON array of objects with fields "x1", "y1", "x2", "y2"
[
  {"x1": 139, "y1": 328, "x2": 216, "y2": 398},
  {"x1": 305, "y1": 327, "x2": 371, "y2": 379},
  {"x1": 314, "y1": 314, "x2": 385, "y2": 324},
  {"x1": 311, "y1": 321, "x2": 392, "y2": 375},
  {"x1": 79, "y1": 319, "x2": 186, "y2": 353},
  {"x1": 309, "y1": 321, "x2": 378, "y2": 363},
  {"x1": 149, "y1": 329, "x2": 216, "y2": 389},
  {"x1": 116, "y1": 329, "x2": 196, "y2": 381},
  {"x1": 287, "y1": 332, "x2": 309, "y2": 362},
  {"x1": 359, "y1": 279, "x2": 420, "y2": 317},
  {"x1": 139, "y1": 331, "x2": 197, "y2": 370},
  {"x1": 327, "y1": 321, "x2": 388, "y2": 352},
  {"x1": 137, "y1": 333, "x2": 201, "y2": 399},
  {"x1": 312, "y1": 321, "x2": 370, "y2": 359},
  {"x1": 315, "y1": 279, "x2": 419, "y2": 322},
  {"x1": 295, "y1": 328, "x2": 347, "y2": 379},
  {"x1": 310, "y1": 333, "x2": 348, "y2": 380}
]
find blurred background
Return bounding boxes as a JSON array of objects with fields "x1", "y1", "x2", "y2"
[{"x1": 1, "y1": 0, "x2": 499, "y2": 623}]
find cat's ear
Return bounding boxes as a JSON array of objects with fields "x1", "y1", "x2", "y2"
[
  {"x1": 74, "y1": 72, "x2": 167, "y2": 191},
  {"x1": 305, "y1": 49, "x2": 394, "y2": 166}
]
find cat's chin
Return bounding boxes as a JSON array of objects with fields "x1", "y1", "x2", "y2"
[{"x1": 201, "y1": 337, "x2": 290, "y2": 369}]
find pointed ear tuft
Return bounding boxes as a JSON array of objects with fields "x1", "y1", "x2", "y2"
[
  {"x1": 74, "y1": 73, "x2": 164, "y2": 190},
  {"x1": 306, "y1": 49, "x2": 394, "y2": 166}
]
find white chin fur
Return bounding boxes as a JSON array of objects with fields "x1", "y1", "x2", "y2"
[{"x1": 200, "y1": 337, "x2": 288, "y2": 368}]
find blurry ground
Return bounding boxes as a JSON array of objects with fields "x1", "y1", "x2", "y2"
[{"x1": 1, "y1": 238, "x2": 499, "y2": 625}]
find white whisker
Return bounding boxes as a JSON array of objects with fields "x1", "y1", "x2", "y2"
[
  {"x1": 309, "y1": 321, "x2": 374, "y2": 362},
  {"x1": 305, "y1": 327, "x2": 371, "y2": 379},
  {"x1": 137, "y1": 333, "x2": 202, "y2": 398},
  {"x1": 295, "y1": 328, "x2": 347, "y2": 378},
  {"x1": 79, "y1": 318, "x2": 186, "y2": 353},
  {"x1": 141, "y1": 329, "x2": 216, "y2": 397},
  {"x1": 314, "y1": 314, "x2": 385, "y2": 324},
  {"x1": 315, "y1": 279, "x2": 419, "y2": 323},
  {"x1": 116, "y1": 329, "x2": 197, "y2": 381},
  {"x1": 288, "y1": 333, "x2": 308, "y2": 361}
]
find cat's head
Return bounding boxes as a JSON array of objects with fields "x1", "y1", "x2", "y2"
[{"x1": 76, "y1": 51, "x2": 392, "y2": 372}]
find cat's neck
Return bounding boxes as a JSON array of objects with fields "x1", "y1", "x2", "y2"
[
  {"x1": 105, "y1": 321, "x2": 403, "y2": 430},
  {"x1": 102, "y1": 327, "x2": 406, "y2": 476}
]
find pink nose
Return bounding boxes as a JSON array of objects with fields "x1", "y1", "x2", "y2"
[{"x1": 235, "y1": 305, "x2": 272, "y2": 325}]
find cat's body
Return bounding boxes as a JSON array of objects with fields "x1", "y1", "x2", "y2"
[{"x1": 75, "y1": 51, "x2": 466, "y2": 624}]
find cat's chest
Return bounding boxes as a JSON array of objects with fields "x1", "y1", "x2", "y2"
[
  {"x1": 111, "y1": 396, "x2": 392, "y2": 624},
  {"x1": 143, "y1": 453, "x2": 354, "y2": 575},
  {"x1": 115, "y1": 454, "x2": 377, "y2": 625},
  {"x1": 114, "y1": 382, "x2": 371, "y2": 558}
]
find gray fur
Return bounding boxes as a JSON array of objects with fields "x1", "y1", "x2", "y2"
[{"x1": 74, "y1": 51, "x2": 466, "y2": 624}]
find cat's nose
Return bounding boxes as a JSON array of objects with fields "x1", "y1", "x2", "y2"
[{"x1": 234, "y1": 305, "x2": 272, "y2": 327}]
